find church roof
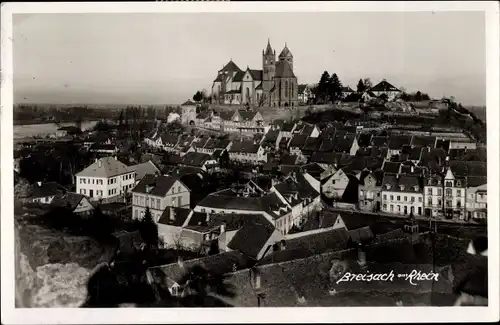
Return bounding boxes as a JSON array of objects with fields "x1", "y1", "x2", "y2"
[
  {"x1": 232, "y1": 71, "x2": 245, "y2": 82},
  {"x1": 370, "y1": 80, "x2": 400, "y2": 92},
  {"x1": 279, "y1": 43, "x2": 293, "y2": 58},
  {"x1": 264, "y1": 39, "x2": 274, "y2": 56},
  {"x1": 220, "y1": 60, "x2": 242, "y2": 73},
  {"x1": 255, "y1": 82, "x2": 263, "y2": 90},
  {"x1": 275, "y1": 60, "x2": 296, "y2": 78},
  {"x1": 249, "y1": 69, "x2": 263, "y2": 81}
]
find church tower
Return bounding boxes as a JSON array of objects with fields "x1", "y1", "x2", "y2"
[
  {"x1": 262, "y1": 39, "x2": 276, "y2": 94},
  {"x1": 278, "y1": 42, "x2": 293, "y2": 71}
]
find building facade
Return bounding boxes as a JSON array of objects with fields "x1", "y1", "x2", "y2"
[
  {"x1": 76, "y1": 157, "x2": 135, "y2": 202},
  {"x1": 211, "y1": 39, "x2": 299, "y2": 108}
]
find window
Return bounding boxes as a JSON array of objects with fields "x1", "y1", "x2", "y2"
[
  {"x1": 172, "y1": 187, "x2": 176, "y2": 194},
  {"x1": 141, "y1": 197, "x2": 145, "y2": 206},
  {"x1": 390, "y1": 195, "x2": 393, "y2": 200},
  {"x1": 178, "y1": 186, "x2": 182, "y2": 193},
  {"x1": 332, "y1": 180, "x2": 336, "y2": 184},
  {"x1": 383, "y1": 194, "x2": 387, "y2": 200},
  {"x1": 171, "y1": 286, "x2": 178, "y2": 297},
  {"x1": 445, "y1": 181, "x2": 453, "y2": 187},
  {"x1": 446, "y1": 189, "x2": 452, "y2": 197},
  {"x1": 404, "y1": 196, "x2": 407, "y2": 202},
  {"x1": 427, "y1": 197, "x2": 432, "y2": 205},
  {"x1": 437, "y1": 198, "x2": 442, "y2": 206},
  {"x1": 437, "y1": 188, "x2": 442, "y2": 196},
  {"x1": 456, "y1": 189, "x2": 462, "y2": 196},
  {"x1": 418, "y1": 197, "x2": 422, "y2": 203},
  {"x1": 390, "y1": 205, "x2": 394, "y2": 212},
  {"x1": 360, "y1": 190, "x2": 364, "y2": 197},
  {"x1": 146, "y1": 197, "x2": 149, "y2": 206},
  {"x1": 383, "y1": 204, "x2": 387, "y2": 211},
  {"x1": 156, "y1": 199, "x2": 161, "y2": 210},
  {"x1": 83, "y1": 179, "x2": 86, "y2": 184},
  {"x1": 427, "y1": 188, "x2": 432, "y2": 195},
  {"x1": 457, "y1": 199, "x2": 461, "y2": 207},
  {"x1": 397, "y1": 205, "x2": 401, "y2": 212},
  {"x1": 411, "y1": 197, "x2": 415, "y2": 203},
  {"x1": 108, "y1": 190, "x2": 112, "y2": 196}
]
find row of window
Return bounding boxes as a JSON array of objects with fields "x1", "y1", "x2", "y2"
[
  {"x1": 382, "y1": 204, "x2": 422, "y2": 215},
  {"x1": 80, "y1": 178, "x2": 104, "y2": 185},
  {"x1": 79, "y1": 189, "x2": 116, "y2": 196},
  {"x1": 383, "y1": 194, "x2": 422, "y2": 203}
]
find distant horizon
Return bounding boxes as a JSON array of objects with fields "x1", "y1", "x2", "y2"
[{"x1": 13, "y1": 12, "x2": 486, "y2": 106}]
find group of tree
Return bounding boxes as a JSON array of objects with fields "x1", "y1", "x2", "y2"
[
  {"x1": 313, "y1": 71, "x2": 344, "y2": 104},
  {"x1": 193, "y1": 90, "x2": 210, "y2": 103},
  {"x1": 399, "y1": 91, "x2": 431, "y2": 102},
  {"x1": 356, "y1": 78, "x2": 373, "y2": 93}
]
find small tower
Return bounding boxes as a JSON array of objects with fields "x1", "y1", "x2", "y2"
[
  {"x1": 278, "y1": 42, "x2": 293, "y2": 71},
  {"x1": 262, "y1": 38, "x2": 276, "y2": 94}
]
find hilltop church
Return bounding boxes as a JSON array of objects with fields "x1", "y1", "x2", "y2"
[{"x1": 211, "y1": 40, "x2": 298, "y2": 108}]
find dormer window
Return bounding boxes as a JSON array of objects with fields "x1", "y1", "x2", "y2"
[
  {"x1": 400, "y1": 185, "x2": 405, "y2": 191},
  {"x1": 414, "y1": 186, "x2": 419, "y2": 192},
  {"x1": 456, "y1": 181, "x2": 461, "y2": 187}
]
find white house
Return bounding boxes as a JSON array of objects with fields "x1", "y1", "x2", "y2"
[
  {"x1": 131, "y1": 174, "x2": 191, "y2": 222},
  {"x1": 228, "y1": 139, "x2": 267, "y2": 164},
  {"x1": 423, "y1": 174, "x2": 444, "y2": 218},
  {"x1": 50, "y1": 192, "x2": 95, "y2": 218},
  {"x1": 465, "y1": 177, "x2": 487, "y2": 221},
  {"x1": 381, "y1": 174, "x2": 424, "y2": 216},
  {"x1": 443, "y1": 167, "x2": 467, "y2": 220},
  {"x1": 75, "y1": 157, "x2": 136, "y2": 202},
  {"x1": 369, "y1": 79, "x2": 402, "y2": 100},
  {"x1": 30, "y1": 181, "x2": 66, "y2": 204},
  {"x1": 321, "y1": 168, "x2": 351, "y2": 200}
]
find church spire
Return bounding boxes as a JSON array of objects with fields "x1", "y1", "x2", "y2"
[{"x1": 264, "y1": 38, "x2": 274, "y2": 56}]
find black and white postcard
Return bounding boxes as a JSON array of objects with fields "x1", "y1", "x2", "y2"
[{"x1": 1, "y1": 1, "x2": 499, "y2": 324}]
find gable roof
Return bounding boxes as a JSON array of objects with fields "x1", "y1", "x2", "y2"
[
  {"x1": 132, "y1": 174, "x2": 187, "y2": 197},
  {"x1": 388, "y1": 135, "x2": 412, "y2": 150},
  {"x1": 185, "y1": 211, "x2": 273, "y2": 233},
  {"x1": 298, "y1": 84, "x2": 308, "y2": 94},
  {"x1": 229, "y1": 140, "x2": 261, "y2": 154},
  {"x1": 273, "y1": 173, "x2": 319, "y2": 206},
  {"x1": 248, "y1": 69, "x2": 263, "y2": 81},
  {"x1": 181, "y1": 100, "x2": 196, "y2": 106},
  {"x1": 76, "y1": 157, "x2": 132, "y2": 178},
  {"x1": 50, "y1": 192, "x2": 87, "y2": 211},
  {"x1": 129, "y1": 161, "x2": 160, "y2": 181},
  {"x1": 370, "y1": 80, "x2": 401, "y2": 92},
  {"x1": 221, "y1": 60, "x2": 242, "y2": 73},
  {"x1": 179, "y1": 152, "x2": 214, "y2": 167},
  {"x1": 31, "y1": 181, "x2": 66, "y2": 199},
  {"x1": 411, "y1": 136, "x2": 437, "y2": 148},
  {"x1": 227, "y1": 221, "x2": 276, "y2": 260}
]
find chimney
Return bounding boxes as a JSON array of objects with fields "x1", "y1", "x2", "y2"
[
  {"x1": 205, "y1": 212, "x2": 210, "y2": 223},
  {"x1": 220, "y1": 223, "x2": 226, "y2": 234},
  {"x1": 37, "y1": 181, "x2": 42, "y2": 187},
  {"x1": 280, "y1": 240, "x2": 287, "y2": 251},
  {"x1": 319, "y1": 213, "x2": 325, "y2": 228},
  {"x1": 357, "y1": 244, "x2": 366, "y2": 266},
  {"x1": 95, "y1": 158, "x2": 98, "y2": 163},
  {"x1": 169, "y1": 206, "x2": 176, "y2": 221},
  {"x1": 411, "y1": 166, "x2": 414, "y2": 173},
  {"x1": 114, "y1": 156, "x2": 118, "y2": 160}
]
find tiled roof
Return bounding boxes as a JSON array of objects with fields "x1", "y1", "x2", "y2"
[
  {"x1": 381, "y1": 174, "x2": 423, "y2": 192},
  {"x1": 185, "y1": 211, "x2": 273, "y2": 233},
  {"x1": 273, "y1": 173, "x2": 319, "y2": 206},
  {"x1": 229, "y1": 140, "x2": 260, "y2": 154},
  {"x1": 466, "y1": 176, "x2": 487, "y2": 187},
  {"x1": 232, "y1": 71, "x2": 245, "y2": 82},
  {"x1": 289, "y1": 134, "x2": 308, "y2": 148},
  {"x1": 279, "y1": 44, "x2": 292, "y2": 58},
  {"x1": 280, "y1": 153, "x2": 299, "y2": 166},
  {"x1": 298, "y1": 84, "x2": 308, "y2": 94},
  {"x1": 356, "y1": 133, "x2": 373, "y2": 147},
  {"x1": 382, "y1": 161, "x2": 401, "y2": 174},
  {"x1": 221, "y1": 60, "x2": 242, "y2": 73},
  {"x1": 371, "y1": 136, "x2": 390, "y2": 147},
  {"x1": 370, "y1": 80, "x2": 400, "y2": 92},
  {"x1": 196, "y1": 191, "x2": 288, "y2": 220},
  {"x1": 255, "y1": 82, "x2": 263, "y2": 90},
  {"x1": 31, "y1": 181, "x2": 66, "y2": 199},
  {"x1": 435, "y1": 139, "x2": 451, "y2": 152},
  {"x1": 76, "y1": 157, "x2": 131, "y2": 178},
  {"x1": 179, "y1": 152, "x2": 213, "y2": 168},
  {"x1": 332, "y1": 133, "x2": 356, "y2": 152},
  {"x1": 257, "y1": 228, "x2": 349, "y2": 266},
  {"x1": 264, "y1": 40, "x2": 274, "y2": 56},
  {"x1": 359, "y1": 169, "x2": 385, "y2": 186},
  {"x1": 158, "y1": 207, "x2": 191, "y2": 227},
  {"x1": 411, "y1": 136, "x2": 437, "y2": 148},
  {"x1": 227, "y1": 221, "x2": 276, "y2": 260},
  {"x1": 129, "y1": 161, "x2": 160, "y2": 182},
  {"x1": 50, "y1": 192, "x2": 86, "y2": 211},
  {"x1": 275, "y1": 61, "x2": 296, "y2": 78},
  {"x1": 238, "y1": 110, "x2": 259, "y2": 121},
  {"x1": 132, "y1": 174, "x2": 185, "y2": 197},
  {"x1": 388, "y1": 135, "x2": 412, "y2": 150},
  {"x1": 181, "y1": 100, "x2": 196, "y2": 106},
  {"x1": 225, "y1": 89, "x2": 241, "y2": 95},
  {"x1": 302, "y1": 136, "x2": 321, "y2": 152},
  {"x1": 248, "y1": 69, "x2": 263, "y2": 81},
  {"x1": 341, "y1": 86, "x2": 354, "y2": 93}
]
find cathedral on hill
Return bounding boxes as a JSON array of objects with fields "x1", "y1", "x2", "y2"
[{"x1": 211, "y1": 39, "x2": 298, "y2": 108}]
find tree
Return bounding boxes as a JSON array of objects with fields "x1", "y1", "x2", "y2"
[
  {"x1": 193, "y1": 91, "x2": 204, "y2": 102},
  {"x1": 139, "y1": 207, "x2": 159, "y2": 249},
  {"x1": 317, "y1": 71, "x2": 331, "y2": 104},
  {"x1": 363, "y1": 78, "x2": 373, "y2": 90},
  {"x1": 415, "y1": 91, "x2": 423, "y2": 102},
  {"x1": 328, "y1": 73, "x2": 343, "y2": 103},
  {"x1": 356, "y1": 79, "x2": 365, "y2": 93}
]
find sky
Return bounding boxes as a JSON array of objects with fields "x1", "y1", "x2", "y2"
[{"x1": 13, "y1": 11, "x2": 486, "y2": 106}]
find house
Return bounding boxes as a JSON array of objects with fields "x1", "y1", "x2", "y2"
[
  {"x1": 128, "y1": 160, "x2": 161, "y2": 185},
  {"x1": 111, "y1": 230, "x2": 145, "y2": 260},
  {"x1": 411, "y1": 136, "x2": 437, "y2": 149},
  {"x1": 423, "y1": 174, "x2": 444, "y2": 218},
  {"x1": 50, "y1": 192, "x2": 95, "y2": 218},
  {"x1": 288, "y1": 134, "x2": 308, "y2": 157},
  {"x1": 341, "y1": 86, "x2": 355, "y2": 99},
  {"x1": 228, "y1": 139, "x2": 267, "y2": 164},
  {"x1": 277, "y1": 120, "x2": 297, "y2": 139},
  {"x1": 89, "y1": 143, "x2": 119, "y2": 155},
  {"x1": 358, "y1": 170, "x2": 384, "y2": 212},
  {"x1": 449, "y1": 139, "x2": 477, "y2": 150},
  {"x1": 271, "y1": 172, "x2": 321, "y2": 234},
  {"x1": 180, "y1": 100, "x2": 197, "y2": 125},
  {"x1": 465, "y1": 177, "x2": 487, "y2": 221},
  {"x1": 388, "y1": 135, "x2": 412, "y2": 157},
  {"x1": 179, "y1": 152, "x2": 219, "y2": 172},
  {"x1": 76, "y1": 157, "x2": 136, "y2": 202},
  {"x1": 369, "y1": 79, "x2": 402, "y2": 100},
  {"x1": 294, "y1": 123, "x2": 320, "y2": 138},
  {"x1": 30, "y1": 181, "x2": 66, "y2": 204},
  {"x1": 146, "y1": 251, "x2": 254, "y2": 299},
  {"x1": 381, "y1": 174, "x2": 424, "y2": 216},
  {"x1": 442, "y1": 167, "x2": 467, "y2": 220},
  {"x1": 194, "y1": 190, "x2": 291, "y2": 228},
  {"x1": 321, "y1": 168, "x2": 351, "y2": 200},
  {"x1": 55, "y1": 126, "x2": 81, "y2": 138},
  {"x1": 211, "y1": 109, "x2": 266, "y2": 134},
  {"x1": 157, "y1": 134, "x2": 180, "y2": 152},
  {"x1": 332, "y1": 133, "x2": 359, "y2": 155},
  {"x1": 156, "y1": 207, "x2": 193, "y2": 248},
  {"x1": 298, "y1": 84, "x2": 314, "y2": 104},
  {"x1": 361, "y1": 91, "x2": 377, "y2": 102},
  {"x1": 227, "y1": 221, "x2": 284, "y2": 260},
  {"x1": 131, "y1": 174, "x2": 191, "y2": 221},
  {"x1": 199, "y1": 138, "x2": 232, "y2": 155}
]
